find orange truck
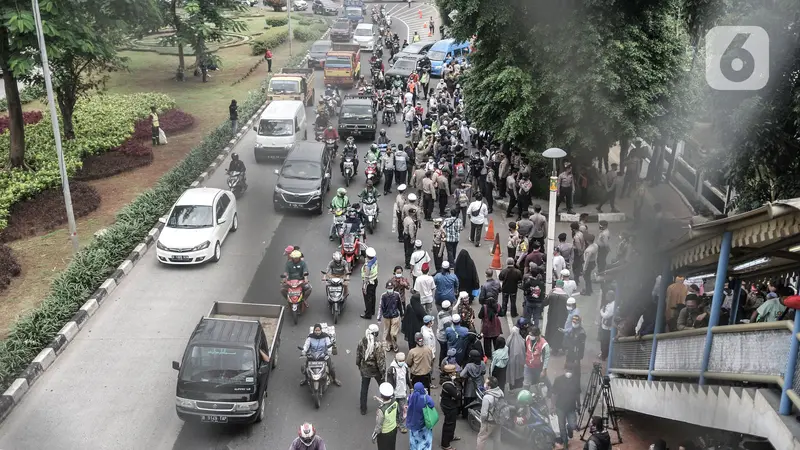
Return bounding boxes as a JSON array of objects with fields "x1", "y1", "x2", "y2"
[
  {"x1": 323, "y1": 43, "x2": 361, "y2": 88},
  {"x1": 267, "y1": 68, "x2": 316, "y2": 106}
]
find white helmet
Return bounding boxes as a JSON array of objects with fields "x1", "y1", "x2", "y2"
[
  {"x1": 441, "y1": 300, "x2": 451, "y2": 309},
  {"x1": 560, "y1": 269, "x2": 571, "y2": 277},
  {"x1": 368, "y1": 323, "x2": 380, "y2": 333},
  {"x1": 407, "y1": 193, "x2": 417, "y2": 202},
  {"x1": 332, "y1": 252, "x2": 342, "y2": 262},
  {"x1": 298, "y1": 423, "x2": 316, "y2": 445},
  {"x1": 379, "y1": 382, "x2": 394, "y2": 397},
  {"x1": 366, "y1": 247, "x2": 377, "y2": 258}
]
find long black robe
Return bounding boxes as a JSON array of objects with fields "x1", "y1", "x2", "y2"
[
  {"x1": 401, "y1": 293, "x2": 426, "y2": 348},
  {"x1": 544, "y1": 289, "x2": 569, "y2": 352}
]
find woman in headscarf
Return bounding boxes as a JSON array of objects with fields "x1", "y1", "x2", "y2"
[
  {"x1": 402, "y1": 292, "x2": 426, "y2": 350},
  {"x1": 478, "y1": 295, "x2": 502, "y2": 357},
  {"x1": 459, "y1": 349, "x2": 485, "y2": 418},
  {"x1": 453, "y1": 249, "x2": 480, "y2": 302},
  {"x1": 506, "y1": 322, "x2": 527, "y2": 390},
  {"x1": 406, "y1": 382, "x2": 435, "y2": 450},
  {"x1": 490, "y1": 336, "x2": 509, "y2": 391}
]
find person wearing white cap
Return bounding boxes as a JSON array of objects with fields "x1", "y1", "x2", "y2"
[
  {"x1": 372, "y1": 382, "x2": 399, "y2": 447},
  {"x1": 387, "y1": 352, "x2": 412, "y2": 433},
  {"x1": 402, "y1": 192, "x2": 419, "y2": 223},
  {"x1": 361, "y1": 247, "x2": 380, "y2": 319},
  {"x1": 394, "y1": 184, "x2": 408, "y2": 242},
  {"x1": 444, "y1": 313, "x2": 469, "y2": 361},
  {"x1": 561, "y1": 268, "x2": 578, "y2": 297},
  {"x1": 434, "y1": 260, "x2": 459, "y2": 309},
  {"x1": 435, "y1": 300, "x2": 454, "y2": 365},
  {"x1": 563, "y1": 297, "x2": 581, "y2": 333},
  {"x1": 357, "y1": 323, "x2": 386, "y2": 415},
  {"x1": 409, "y1": 240, "x2": 431, "y2": 284}
]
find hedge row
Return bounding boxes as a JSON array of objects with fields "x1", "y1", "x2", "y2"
[
  {"x1": 294, "y1": 22, "x2": 329, "y2": 43},
  {"x1": 250, "y1": 27, "x2": 289, "y2": 56},
  {"x1": 0, "y1": 22, "x2": 329, "y2": 392},
  {"x1": 0, "y1": 85, "x2": 46, "y2": 113},
  {"x1": 265, "y1": 16, "x2": 289, "y2": 27},
  {"x1": 0, "y1": 93, "x2": 175, "y2": 231}
]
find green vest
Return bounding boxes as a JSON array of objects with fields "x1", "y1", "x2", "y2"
[{"x1": 381, "y1": 401, "x2": 398, "y2": 433}]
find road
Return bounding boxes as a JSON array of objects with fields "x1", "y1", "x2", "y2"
[{"x1": 0, "y1": 3, "x2": 613, "y2": 448}]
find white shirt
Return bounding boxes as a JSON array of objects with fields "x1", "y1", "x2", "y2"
[
  {"x1": 601, "y1": 300, "x2": 615, "y2": 331},
  {"x1": 389, "y1": 360, "x2": 409, "y2": 398},
  {"x1": 414, "y1": 274, "x2": 436, "y2": 304},
  {"x1": 404, "y1": 107, "x2": 415, "y2": 123},
  {"x1": 421, "y1": 325, "x2": 437, "y2": 358},
  {"x1": 562, "y1": 279, "x2": 578, "y2": 297},
  {"x1": 410, "y1": 250, "x2": 431, "y2": 277},
  {"x1": 466, "y1": 200, "x2": 488, "y2": 225},
  {"x1": 404, "y1": 92, "x2": 413, "y2": 106},
  {"x1": 552, "y1": 255, "x2": 566, "y2": 278}
]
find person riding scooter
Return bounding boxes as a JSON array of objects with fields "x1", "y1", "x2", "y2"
[
  {"x1": 324, "y1": 251, "x2": 351, "y2": 298},
  {"x1": 329, "y1": 188, "x2": 350, "y2": 240},
  {"x1": 359, "y1": 180, "x2": 381, "y2": 221},
  {"x1": 282, "y1": 250, "x2": 311, "y2": 300},
  {"x1": 341, "y1": 137, "x2": 359, "y2": 175},
  {"x1": 289, "y1": 423, "x2": 327, "y2": 450},
  {"x1": 300, "y1": 324, "x2": 341, "y2": 386},
  {"x1": 365, "y1": 143, "x2": 382, "y2": 179},
  {"x1": 377, "y1": 129, "x2": 390, "y2": 145},
  {"x1": 316, "y1": 99, "x2": 328, "y2": 120},
  {"x1": 323, "y1": 126, "x2": 339, "y2": 151},
  {"x1": 226, "y1": 152, "x2": 247, "y2": 188},
  {"x1": 344, "y1": 205, "x2": 364, "y2": 238}
]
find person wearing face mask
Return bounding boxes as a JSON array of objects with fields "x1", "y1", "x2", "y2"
[
  {"x1": 379, "y1": 280, "x2": 403, "y2": 353},
  {"x1": 549, "y1": 363, "x2": 581, "y2": 448},
  {"x1": 523, "y1": 326, "x2": 550, "y2": 389},
  {"x1": 392, "y1": 265, "x2": 411, "y2": 311},
  {"x1": 476, "y1": 376, "x2": 504, "y2": 450},
  {"x1": 386, "y1": 353, "x2": 412, "y2": 434},
  {"x1": 357, "y1": 324, "x2": 387, "y2": 415},
  {"x1": 562, "y1": 298, "x2": 581, "y2": 333},
  {"x1": 563, "y1": 315, "x2": 586, "y2": 375},
  {"x1": 439, "y1": 364, "x2": 462, "y2": 450},
  {"x1": 407, "y1": 332, "x2": 434, "y2": 391},
  {"x1": 585, "y1": 416, "x2": 611, "y2": 450},
  {"x1": 436, "y1": 300, "x2": 454, "y2": 366},
  {"x1": 301, "y1": 324, "x2": 341, "y2": 387}
]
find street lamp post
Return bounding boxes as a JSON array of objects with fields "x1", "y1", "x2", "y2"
[
  {"x1": 287, "y1": 0, "x2": 293, "y2": 56},
  {"x1": 541, "y1": 147, "x2": 566, "y2": 332},
  {"x1": 31, "y1": 0, "x2": 80, "y2": 254}
]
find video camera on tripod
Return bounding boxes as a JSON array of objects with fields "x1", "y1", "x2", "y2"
[{"x1": 578, "y1": 362, "x2": 622, "y2": 444}]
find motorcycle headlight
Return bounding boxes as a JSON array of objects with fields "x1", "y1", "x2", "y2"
[
  {"x1": 175, "y1": 397, "x2": 196, "y2": 409},
  {"x1": 233, "y1": 401, "x2": 260, "y2": 412},
  {"x1": 311, "y1": 372, "x2": 323, "y2": 381},
  {"x1": 192, "y1": 241, "x2": 211, "y2": 251}
]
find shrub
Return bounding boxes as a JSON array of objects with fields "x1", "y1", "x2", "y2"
[
  {"x1": 0, "y1": 30, "x2": 321, "y2": 391},
  {"x1": 250, "y1": 27, "x2": 289, "y2": 56},
  {"x1": 131, "y1": 109, "x2": 195, "y2": 141},
  {"x1": 73, "y1": 143, "x2": 154, "y2": 182},
  {"x1": 0, "y1": 111, "x2": 45, "y2": 135},
  {"x1": 293, "y1": 26, "x2": 319, "y2": 43},
  {"x1": 265, "y1": 16, "x2": 288, "y2": 27},
  {"x1": 0, "y1": 93, "x2": 175, "y2": 231},
  {"x1": 0, "y1": 182, "x2": 101, "y2": 243},
  {"x1": 0, "y1": 244, "x2": 21, "y2": 293},
  {"x1": 297, "y1": 18, "x2": 313, "y2": 26}
]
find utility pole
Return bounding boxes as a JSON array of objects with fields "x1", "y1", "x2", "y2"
[
  {"x1": 31, "y1": 0, "x2": 80, "y2": 254},
  {"x1": 287, "y1": 0, "x2": 293, "y2": 56}
]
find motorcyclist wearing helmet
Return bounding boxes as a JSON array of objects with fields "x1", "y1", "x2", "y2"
[
  {"x1": 377, "y1": 129, "x2": 390, "y2": 145},
  {"x1": 329, "y1": 188, "x2": 350, "y2": 240},
  {"x1": 226, "y1": 153, "x2": 247, "y2": 188},
  {"x1": 281, "y1": 250, "x2": 311, "y2": 300},
  {"x1": 357, "y1": 75, "x2": 367, "y2": 90},
  {"x1": 341, "y1": 136, "x2": 359, "y2": 175},
  {"x1": 324, "y1": 251, "x2": 351, "y2": 297},
  {"x1": 324, "y1": 84, "x2": 339, "y2": 101},
  {"x1": 316, "y1": 98, "x2": 328, "y2": 120},
  {"x1": 359, "y1": 179, "x2": 381, "y2": 218},
  {"x1": 322, "y1": 126, "x2": 339, "y2": 151},
  {"x1": 512, "y1": 389, "x2": 535, "y2": 427},
  {"x1": 300, "y1": 324, "x2": 341, "y2": 387},
  {"x1": 365, "y1": 143, "x2": 382, "y2": 180},
  {"x1": 289, "y1": 422, "x2": 327, "y2": 450},
  {"x1": 344, "y1": 204, "x2": 364, "y2": 236}
]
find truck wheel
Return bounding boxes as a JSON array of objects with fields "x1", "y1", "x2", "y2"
[{"x1": 255, "y1": 390, "x2": 267, "y2": 422}]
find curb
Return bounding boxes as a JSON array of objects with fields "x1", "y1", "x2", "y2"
[
  {"x1": 494, "y1": 198, "x2": 628, "y2": 223},
  {"x1": 0, "y1": 39, "x2": 325, "y2": 425}
]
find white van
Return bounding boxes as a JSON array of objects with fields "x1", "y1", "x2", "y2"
[
  {"x1": 352, "y1": 23, "x2": 376, "y2": 51},
  {"x1": 253, "y1": 100, "x2": 307, "y2": 162}
]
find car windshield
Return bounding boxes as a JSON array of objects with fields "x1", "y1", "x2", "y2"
[
  {"x1": 333, "y1": 22, "x2": 349, "y2": 30},
  {"x1": 345, "y1": 7, "x2": 360, "y2": 14},
  {"x1": 402, "y1": 43, "x2": 425, "y2": 54},
  {"x1": 181, "y1": 346, "x2": 256, "y2": 384},
  {"x1": 281, "y1": 161, "x2": 321, "y2": 180},
  {"x1": 394, "y1": 59, "x2": 416, "y2": 70},
  {"x1": 427, "y1": 50, "x2": 447, "y2": 61},
  {"x1": 258, "y1": 119, "x2": 294, "y2": 136},
  {"x1": 355, "y1": 28, "x2": 372, "y2": 36},
  {"x1": 325, "y1": 56, "x2": 351, "y2": 68},
  {"x1": 341, "y1": 104, "x2": 372, "y2": 118},
  {"x1": 167, "y1": 205, "x2": 213, "y2": 229},
  {"x1": 270, "y1": 79, "x2": 300, "y2": 93},
  {"x1": 311, "y1": 44, "x2": 330, "y2": 53}
]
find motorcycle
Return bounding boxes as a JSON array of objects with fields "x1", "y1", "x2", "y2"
[
  {"x1": 382, "y1": 107, "x2": 394, "y2": 126},
  {"x1": 340, "y1": 224, "x2": 362, "y2": 272},
  {"x1": 321, "y1": 271, "x2": 346, "y2": 323},
  {"x1": 225, "y1": 170, "x2": 247, "y2": 198},
  {"x1": 362, "y1": 197, "x2": 378, "y2": 234},
  {"x1": 298, "y1": 345, "x2": 334, "y2": 409},
  {"x1": 325, "y1": 138, "x2": 337, "y2": 159},
  {"x1": 466, "y1": 384, "x2": 557, "y2": 449},
  {"x1": 331, "y1": 208, "x2": 346, "y2": 238},
  {"x1": 283, "y1": 278, "x2": 307, "y2": 325},
  {"x1": 394, "y1": 95, "x2": 403, "y2": 114},
  {"x1": 342, "y1": 155, "x2": 356, "y2": 187},
  {"x1": 323, "y1": 95, "x2": 337, "y2": 118},
  {"x1": 314, "y1": 122, "x2": 326, "y2": 141},
  {"x1": 365, "y1": 160, "x2": 381, "y2": 182}
]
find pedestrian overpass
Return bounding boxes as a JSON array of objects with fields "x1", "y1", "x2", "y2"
[{"x1": 605, "y1": 199, "x2": 800, "y2": 449}]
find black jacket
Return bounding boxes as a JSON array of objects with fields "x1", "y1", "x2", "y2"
[
  {"x1": 229, "y1": 103, "x2": 238, "y2": 120},
  {"x1": 499, "y1": 266, "x2": 523, "y2": 294},
  {"x1": 439, "y1": 379, "x2": 461, "y2": 413}
]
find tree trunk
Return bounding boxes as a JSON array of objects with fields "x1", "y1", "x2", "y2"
[
  {"x1": 56, "y1": 86, "x2": 77, "y2": 140},
  {"x1": 178, "y1": 44, "x2": 185, "y2": 72},
  {"x1": 170, "y1": 0, "x2": 185, "y2": 77},
  {"x1": 0, "y1": 28, "x2": 26, "y2": 168},
  {"x1": 618, "y1": 137, "x2": 630, "y2": 172}
]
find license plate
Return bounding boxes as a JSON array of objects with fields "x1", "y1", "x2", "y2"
[
  {"x1": 329, "y1": 287, "x2": 342, "y2": 292},
  {"x1": 172, "y1": 256, "x2": 191, "y2": 261},
  {"x1": 344, "y1": 162, "x2": 353, "y2": 167},
  {"x1": 288, "y1": 204, "x2": 303, "y2": 208},
  {"x1": 201, "y1": 415, "x2": 228, "y2": 423},
  {"x1": 292, "y1": 304, "x2": 298, "y2": 311},
  {"x1": 368, "y1": 216, "x2": 373, "y2": 221}
]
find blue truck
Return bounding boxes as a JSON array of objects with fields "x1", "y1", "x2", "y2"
[{"x1": 343, "y1": 0, "x2": 366, "y2": 14}]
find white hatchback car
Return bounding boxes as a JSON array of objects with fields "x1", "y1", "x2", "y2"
[{"x1": 156, "y1": 188, "x2": 238, "y2": 265}]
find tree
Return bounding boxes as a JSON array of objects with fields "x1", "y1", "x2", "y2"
[
  {"x1": 162, "y1": 0, "x2": 246, "y2": 81},
  {"x1": 1, "y1": 6, "x2": 35, "y2": 168},
  {"x1": 440, "y1": 0, "x2": 701, "y2": 164}
]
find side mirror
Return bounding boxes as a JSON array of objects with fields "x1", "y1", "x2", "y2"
[
  {"x1": 172, "y1": 361, "x2": 180, "y2": 371},
  {"x1": 274, "y1": 169, "x2": 280, "y2": 175},
  {"x1": 253, "y1": 126, "x2": 258, "y2": 132},
  {"x1": 158, "y1": 216, "x2": 167, "y2": 224},
  {"x1": 218, "y1": 217, "x2": 227, "y2": 224}
]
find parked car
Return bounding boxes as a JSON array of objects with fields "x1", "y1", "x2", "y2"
[
  {"x1": 273, "y1": 141, "x2": 332, "y2": 214},
  {"x1": 293, "y1": 0, "x2": 308, "y2": 10},
  {"x1": 312, "y1": 0, "x2": 339, "y2": 15},
  {"x1": 156, "y1": 188, "x2": 238, "y2": 264},
  {"x1": 385, "y1": 55, "x2": 425, "y2": 79}
]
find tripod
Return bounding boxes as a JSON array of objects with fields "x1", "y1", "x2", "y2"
[{"x1": 578, "y1": 362, "x2": 622, "y2": 444}]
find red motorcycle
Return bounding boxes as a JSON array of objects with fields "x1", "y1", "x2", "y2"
[
  {"x1": 340, "y1": 225, "x2": 363, "y2": 274},
  {"x1": 283, "y1": 278, "x2": 307, "y2": 325},
  {"x1": 365, "y1": 160, "x2": 381, "y2": 183}
]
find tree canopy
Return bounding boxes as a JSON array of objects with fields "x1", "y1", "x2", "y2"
[{"x1": 438, "y1": 0, "x2": 703, "y2": 163}]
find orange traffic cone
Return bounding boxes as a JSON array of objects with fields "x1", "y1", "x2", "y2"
[
  {"x1": 418, "y1": 9, "x2": 422, "y2": 18},
  {"x1": 489, "y1": 243, "x2": 502, "y2": 270},
  {"x1": 423, "y1": 22, "x2": 427, "y2": 29},
  {"x1": 484, "y1": 218, "x2": 495, "y2": 241}
]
